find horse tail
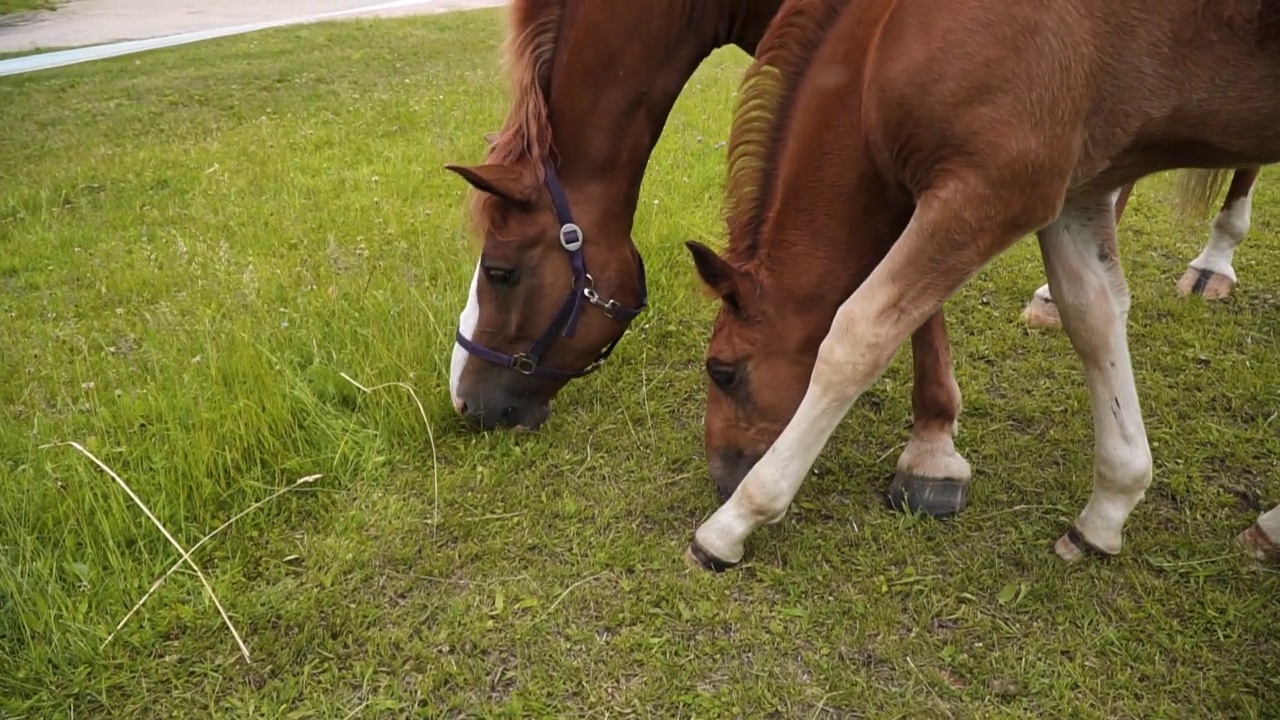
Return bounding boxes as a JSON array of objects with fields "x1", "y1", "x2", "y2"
[{"x1": 1171, "y1": 169, "x2": 1232, "y2": 222}]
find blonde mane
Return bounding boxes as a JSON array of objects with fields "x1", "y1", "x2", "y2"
[{"x1": 721, "y1": 0, "x2": 849, "y2": 264}]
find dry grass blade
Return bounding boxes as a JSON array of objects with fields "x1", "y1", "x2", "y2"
[
  {"x1": 339, "y1": 372, "x2": 440, "y2": 531},
  {"x1": 41, "y1": 441, "x2": 253, "y2": 663},
  {"x1": 102, "y1": 474, "x2": 323, "y2": 650}
]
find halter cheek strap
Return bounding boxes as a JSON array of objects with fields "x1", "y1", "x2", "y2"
[{"x1": 454, "y1": 159, "x2": 648, "y2": 380}]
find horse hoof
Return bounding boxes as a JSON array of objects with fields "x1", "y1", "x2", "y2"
[
  {"x1": 1053, "y1": 525, "x2": 1117, "y2": 563},
  {"x1": 685, "y1": 541, "x2": 739, "y2": 573},
  {"x1": 1020, "y1": 294, "x2": 1062, "y2": 329},
  {"x1": 885, "y1": 473, "x2": 969, "y2": 519},
  {"x1": 1236, "y1": 523, "x2": 1280, "y2": 562},
  {"x1": 1175, "y1": 267, "x2": 1235, "y2": 299}
]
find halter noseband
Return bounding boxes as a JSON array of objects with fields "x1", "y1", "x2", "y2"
[{"x1": 454, "y1": 159, "x2": 648, "y2": 380}]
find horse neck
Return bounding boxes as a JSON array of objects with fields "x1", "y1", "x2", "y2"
[{"x1": 544, "y1": 0, "x2": 778, "y2": 238}]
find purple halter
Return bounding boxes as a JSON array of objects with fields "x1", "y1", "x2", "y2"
[{"x1": 454, "y1": 159, "x2": 648, "y2": 380}]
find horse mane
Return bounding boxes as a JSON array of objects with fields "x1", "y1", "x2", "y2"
[
  {"x1": 464, "y1": 0, "x2": 561, "y2": 239},
  {"x1": 721, "y1": 0, "x2": 849, "y2": 265},
  {"x1": 489, "y1": 0, "x2": 562, "y2": 172}
]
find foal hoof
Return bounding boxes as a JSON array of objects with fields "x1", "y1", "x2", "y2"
[
  {"x1": 1175, "y1": 267, "x2": 1236, "y2": 299},
  {"x1": 1053, "y1": 525, "x2": 1117, "y2": 563},
  {"x1": 1020, "y1": 294, "x2": 1062, "y2": 329},
  {"x1": 1236, "y1": 523, "x2": 1280, "y2": 562},
  {"x1": 885, "y1": 473, "x2": 969, "y2": 519},
  {"x1": 684, "y1": 541, "x2": 740, "y2": 573}
]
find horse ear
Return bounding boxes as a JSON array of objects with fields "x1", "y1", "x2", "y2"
[
  {"x1": 444, "y1": 163, "x2": 536, "y2": 206},
  {"x1": 685, "y1": 241, "x2": 744, "y2": 313},
  {"x1": 483, "y1": 132, "x2": 500, "y2": 148}
]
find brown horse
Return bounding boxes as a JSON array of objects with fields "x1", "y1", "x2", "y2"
[
  {"x1": 684, "y1": 0, "x2": 1280, "y2": 571},
  {"x1": 1022, "y1": 166, "x2": 1263, "y2": 327},
  {"x1": 445, "y1": 0, "x2": 781, "y2": 431}
]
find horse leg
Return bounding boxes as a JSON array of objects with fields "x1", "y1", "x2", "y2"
[
  {"x1": 1237, "y1": 502, "x2": 1280, "y2": 562},
  {"x1": 1021, "y1": 183, "x2": 1134, "y2": 329},
  {"x1": 887, "y1": 311, "x2": 973, "y2": 518},
  {"x1": 687, "y1": 176, "x2": 1059, "y2": 569},
  {"x1": 1174, "y1": 166, "x2": 1259, "y2": 300},
  {"x1": 1035, "y1": 191, "x2": 1153, "y2": 560}
]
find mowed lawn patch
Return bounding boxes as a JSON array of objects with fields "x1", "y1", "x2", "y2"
[
  {"x1": 0, "y1": 0, "x2": 55, "y2": 16},
  {"x1": 3, "y1": 8, "x2": 1280, "y2": 717}
]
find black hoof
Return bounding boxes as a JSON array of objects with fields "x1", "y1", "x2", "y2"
[
  {"x1": 1056, "y1": 524, "x2": 1116, "y2": 560},
  {"x1": 885, "y1": 473, "x2": 970, "y2": 519},
  {"x1": 685, "y1": 541, "x2": 739, "y2": 573}
]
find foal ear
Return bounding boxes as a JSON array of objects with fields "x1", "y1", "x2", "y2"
[
  {"x1": 444, "y1": 163, "x2": 536, "y2": 207},
  {"x1": 483, "y1": 132, "x2": 500, "y2": 149},
  {"x1": 685, "y1": 241, "x2": 744, "y2": 313}
]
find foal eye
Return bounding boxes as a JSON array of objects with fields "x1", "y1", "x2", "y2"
[
  {"x1": 705, "y1": 359, "x2": 739, "y2": 390},
  {"x1": 482, "y1": 264, "x2": 518, "y2": 286}
]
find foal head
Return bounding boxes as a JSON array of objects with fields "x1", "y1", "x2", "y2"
[
  {"x1": 689, "y1": 0, "x2": 905, "y2": 499},
  {"x1": 689, "y1": 244, "x2": 838, "y2": 499}
]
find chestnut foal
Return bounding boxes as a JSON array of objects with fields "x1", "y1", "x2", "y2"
[
  {"x1": 1022, "y1": 167, "x2": 1264, "y2": 328},
  {"x1": 685, "y1": 0, "x2": 1280, "y2": 571}
]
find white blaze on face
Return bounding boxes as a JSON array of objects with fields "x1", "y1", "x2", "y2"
[{"x1": 450, "y1": 262, "x2": 481, "y2": 413}]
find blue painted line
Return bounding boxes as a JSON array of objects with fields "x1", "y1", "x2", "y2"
[{"x1": 0, "y1": 0, "x2": 482, "y2": 77}]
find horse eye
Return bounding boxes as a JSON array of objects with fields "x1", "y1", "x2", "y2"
[
  {"x1": 482, "y1": 263, "x2": 518, "y2": 286},
  {"x1": 705, "y1": 359, "x2": 739, "y2": 390}
]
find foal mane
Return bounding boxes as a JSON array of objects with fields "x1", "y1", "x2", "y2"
[{"x1": 722, "y1": 0, "x2": 848, "y2": 265}]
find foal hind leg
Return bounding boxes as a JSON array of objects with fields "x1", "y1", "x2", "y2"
[
  {"x1": 1175, "y1": 167, "x2": 1259, "y2": 299},
  {"x1": 1237, "y1": 502, "x2": 1280, "y2": 562},
  {"x1": 688, "y1": 176, "x2": 1056, "y2": 569},
  {"x1": 1036, "y1": 192, "x2": 1153, "y2": 561},
  {"x1": 887, "y1": 311, "x2": 973, "y2": 518},
  {"x1": 1021, "y1": 183, "x2": 1134, "y2": 329}
]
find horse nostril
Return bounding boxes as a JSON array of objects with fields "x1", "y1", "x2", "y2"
[{"x1": 457, "y1": 400, "x2": 469, "y2": 415}]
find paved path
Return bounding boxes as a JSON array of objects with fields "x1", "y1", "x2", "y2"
[{"x1": 0, "y1": 0, "x2": 505, "y2": 75}]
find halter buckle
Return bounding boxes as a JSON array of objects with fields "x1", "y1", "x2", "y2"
[
  {"x1": 600, "y1": 299, "x2": 623, "y2": 318},
  {"x1": 510, "y1": 353, "x2": 537, "y2": 375},
  {"x1": 559, "y1": 223, "x2": 583, "y2": 251}
]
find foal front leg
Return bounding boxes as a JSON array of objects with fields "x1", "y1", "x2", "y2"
[
  {"x1": 1036, "y1": 193, "x2": 1153, "y2": 560},
  {"x1": 687, "y1": 179, "x2": 1051, "y2": 569},
  {"x1": 888, "y1": 311, "x2": 973, "y2": 518}
]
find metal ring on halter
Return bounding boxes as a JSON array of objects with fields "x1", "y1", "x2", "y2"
[
  {"x1": 510, "y1": 353, "x2": 537, "y2": 375},
  {"x1": 559, "y1": 223, "x2": 583, "y2": 251}
]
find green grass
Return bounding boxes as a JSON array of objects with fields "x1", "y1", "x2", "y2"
[
  {"x1": 3, "y1": 8, "x2": 1280, "y2": 718},
  {"x1": 0, "y1": 0, "x2": 55, "y2": 16}
]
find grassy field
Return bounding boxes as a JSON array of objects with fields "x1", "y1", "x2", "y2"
[
  {"x1": 0, "y1": 0, "x2": 55, "y2": 16},
  {"x1": 3, "y1": 7, "x2": 1280, "y2": 718}
]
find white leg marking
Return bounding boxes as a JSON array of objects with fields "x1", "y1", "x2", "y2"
[
  {"x1": 897, "y1": 432, "x2": 972, "y2": 481},
  {"x1": 449, "y1": 262, "x2": 481, "y2": 413},
  {"x1": 1038, "y1": 197, "x2": 1151, "y2": 556},
  {"x1": 1189, "y1": 187, "x2": 1253, "y2": 281},
  {"x1": 1255, "y1": 503, "x2": 1280, "y2": 543}
]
